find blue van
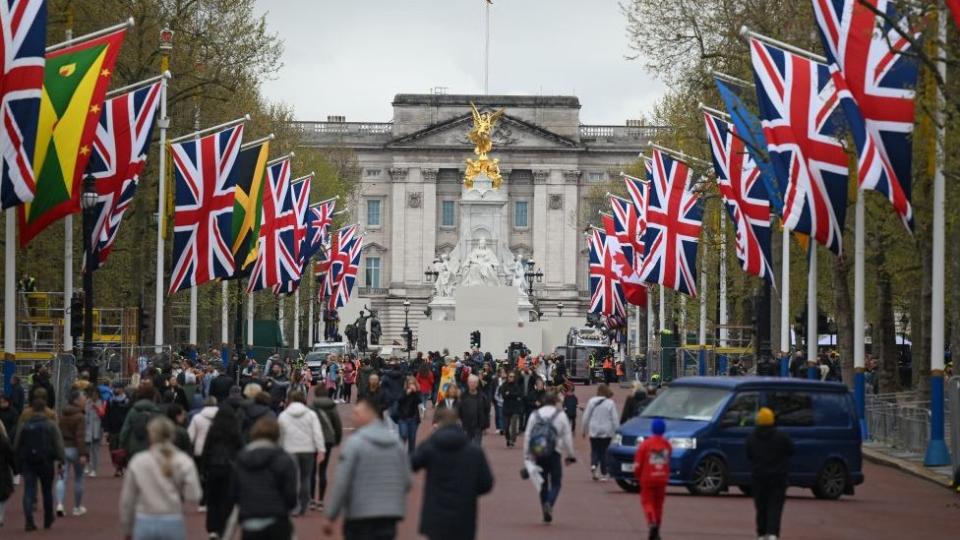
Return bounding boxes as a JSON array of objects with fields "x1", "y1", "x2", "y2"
[{"x1": 607, "y1": 377, "x2": 864, "y2": 499}]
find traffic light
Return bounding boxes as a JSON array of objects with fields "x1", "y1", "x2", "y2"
[
  {"x1": 70, "y1": 295, "x2": 83, "y2": 339},
  {"x1": 470, "y1": 330, "x2": 481, "y2": 349},
  {"x1": 405, "y1": 328, "x2": 414, "y2": 352}
]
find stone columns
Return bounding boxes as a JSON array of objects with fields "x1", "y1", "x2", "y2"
[
  {"x1": 532, "y1": 169, "x2": 549, "y2": 272},
  {"x1": 562, "y1": 169, "x2": 580, "y2": 287},
  {"x1": 388, "y1": 167, "x2": 408, "y2": 285},
  {"x1": 420, "y1": 168, "x2": 438, "y2": 284}
]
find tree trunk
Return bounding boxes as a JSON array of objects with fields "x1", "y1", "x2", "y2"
[
  {"x1": 832, "y1": 253, "x2": 855, "y2": 388},
  {"x1": 876, "y1": 266, "x2": 900, "y2": 393},
  {"x1": 912, "y1": 246, "x2": 932, "y2": 395}
]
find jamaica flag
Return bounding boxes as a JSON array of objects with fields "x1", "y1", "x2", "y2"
[
  {"x1": 228, "y1": 139, "x2": 270, "y2": 278},
  {"x1": 18, "y1": 27, "x2": 126, "y2": 246}
]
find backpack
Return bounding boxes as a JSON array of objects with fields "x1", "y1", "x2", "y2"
[
  {"x1": 128, "y1": 407, "x2": 157, "y2": 453},
  {"x1": 17, "y1": 416, "x2": 52, "y2": 466},
  {"x1": 528, "y1": 410, "x2": 561, "y2": 459},
  {"x1": 314, "y1": 407, "x2": 335, "y2": 447}
]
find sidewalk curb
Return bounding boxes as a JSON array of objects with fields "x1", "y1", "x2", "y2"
[{"x1": 862, "y1": 447, "x2": 954, "y2": 489}]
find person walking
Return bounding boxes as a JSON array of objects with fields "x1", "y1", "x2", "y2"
[
  {"x1": 187, "y1": 396, "x2": 218, "y2": 509},
  {"x1": 435, "y1": 383, "x2": 460, "y2": 415},
  {"x1": 120, "y1": 383, "x2": 162, "y2": 458},
  {"x1": 56, "y1": 389, "x2": 89, "y2": 517},
  {"x1": 582, "y1": 384, "x2": 619, "y2": 481},
  {"x1": 14, "y1": 389, "x2": 64, "y2": 531},
  {"x1": 119, "y1": 416, "x2": 201, "y2": 540},
  {"x1": 342, "y1": 359, "x2": 357, "y2": 403},
  {"x1": 103, "y1": 383, "x2": 131, "y2": 477},
  {"x1": 278, "y1": 390, "x2": 326, "y2": 516},
  {"x1": 562, "y1": 385, "x2": 578, "y2": 433},
  {"x1": 227, "y1": 417, "x2": 298, "y2": 539},
  {"x1": 523, "y1": 391, "x2": 576, "y2": 524},
  {"x1": 746, "y1": 407, "x2": 794, "y2": 540},
  {"x1": 396, "y1": 377, "x2": 422, "y2": 454},
  {"x1": 310, "y1": 385, "x2": 343, "y2": 510},
  {"x1": 416, "y1": 365, "x2": 435, "y2": 408},
  {"x1": 621, "y1": 382, "x2": 655, "y2": 424},
  {"x1": 202, "y1": 405, "x2": 244, "y2": 538},
  {"x1": 0, "y1": 421, "x2": 15, "y2": 528},
  {"x1": 84, "y1": 387, "x2": 106, "y2": 477},
  {"x1": 412, "y1": 408, "x2": 494, "y2": 540},
  {"x1": 498, "y1": 371, "x2": 523, "y2": 448},
  {"x1": 634, "y1": 418, "x2": 671, "y2": 539},
  {"x1": 458, "y1": 374, "x2": 489, "y2": 444},
  {"x1": 323, "y1": 397, "x2": 411, "y2": 540}
]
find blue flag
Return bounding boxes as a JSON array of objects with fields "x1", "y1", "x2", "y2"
[{"x1": 714, "y1": 78, "x2": 783, "y2": 214}]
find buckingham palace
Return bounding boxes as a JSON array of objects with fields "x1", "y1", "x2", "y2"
[{"x1": 295, "y1": 93, "x2": 663, "y2": 344}]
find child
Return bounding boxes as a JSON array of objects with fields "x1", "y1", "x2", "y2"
[
  {"x1": 562, "y1": 385, "x2": 579, "y2": 433},
  {"x1": 634, "y1": 418, "x2": 671, "y2": 540}
]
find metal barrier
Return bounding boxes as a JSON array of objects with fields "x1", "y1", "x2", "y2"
[{"x1": 865, "y1": 392, "x2": 954, "y2": 457}]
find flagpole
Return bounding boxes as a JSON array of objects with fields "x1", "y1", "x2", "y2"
[
  {"x1": 46, "y1": 18, "x2": 134, "y2": 53},
  {"x1": 719, "y1": 216, "x2": 728, "y2": 348},
  {"x1": 924, "y1": 1, "x2": 950, "y2": 467},
  {"x1": 779, "y1": 223, "x2": 791, "y2": 374},
  {"x1": 154, "y1": 38, "x2": 170, "y2": 352},
  {"x1": 658, "y1": 286, "x2": 665, "y2": 333},
  {"x1": 278, "y1": 295, "x2": 285, "y2": 347},
  {"x1": 483, "y1": 0, "x2": 490, "y2": 94},
  {"x1": 853, "y1": 193, "x2": 867, "y2": 434},
  {"x1": 221, "y1": 281, "x2": 229, "y2": 345},
  {"x1": 188, "y1": 109, "x2": 200, "y2": 351},
  {"x1": 806, "y1": 245, "x2": 818, "y2": 379},
  {"x1": 293, "y1": 288, "x2": 301, "y2": 351},
  {"x1": 698, "y1": 257, "x2": 707, "y2": 376},
  {"x1": 64, "y1": 216, "x2": 73, "y2": 355},
  {"x1": 307, "y1": 279, "x2": 315, "y2": 348},
  {"x1": 4, "y1": 210, "x2": 16, "y2": 363},
  {"x1": 646, "y1": 292, "x2": 653, "y2": 355},
  {"x1": 246, "y1": 292, "x2": 254, "y2": 350}
]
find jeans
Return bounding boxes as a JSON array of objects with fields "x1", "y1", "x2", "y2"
[
  {"x1": 536, "y1": 452, "x2": 563, "y2": 506},
  {"x1": 22, "y1": 462, "x2": 55, "y2": 527},
  {"x1": 56, "y1": 447, "x2": 85, "y2": 508},
  {"x1": 494, "y1": 403, "x2": 503, "y2": 431},
  {"x1": 342, "y1": 383, "x2": 353, "y2": 402},
  {"x1": 133, "y1": 513, "x2": 187, "y2": 540},
  {"x1": 397, "y1": 417, "x2": 419, "y2": 454},
  {"x1": 313, "y1": 443, "x2": 334, "y2": 502},
  {"x1": 503, "y1": 413, "x2": 520, "y2": 445},
  {"x1": 420, "y1": 392, "x2": 431, "y2": 408},
  {"x1": 294, "y1": 452, "x2": 316, "y2": 514},
  {"x1": 344, "y1": 517, "x2": 398, "y2": 540},
  {"x1": 87, "y1": 438, "x2": 101, "y2": 474},
  {"x1": 589, "y1": 437, "x2": 612, "y2": 476}
]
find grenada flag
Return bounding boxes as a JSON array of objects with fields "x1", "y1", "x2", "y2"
[{"x1": 18, "y1": 26, "x2": 126, "y2": 246}]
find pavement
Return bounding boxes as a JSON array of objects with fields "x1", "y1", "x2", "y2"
[{"x1": 3, "y1": 383, "x2": 959, "y2": 539}]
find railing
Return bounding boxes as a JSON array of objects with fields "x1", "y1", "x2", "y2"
[
  {"x1": 293, "y1": 121, "x2": 394, "y2": 143},
  {"x1": 865, "y1": 392, "x2": 953, "y2": 456},
  {"x1": 579, "y1": 124, "x2": 670, "y2": 144},
  {"x1": 357, "y1": 287, "x2": 389, "y2": 296}
]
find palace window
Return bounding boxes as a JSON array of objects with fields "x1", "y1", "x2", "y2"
[
  {"x1": 514, "y1": 200, "x2": 529, "y2": 229},
  {"x1": 588, "y1": 171, "x2": 604, "y2": 182},
  {"x1": 366, "y1": 199, "x2": 382, "y2": 227},
  {"x1": 441, "y1": 200, "x2": 456, "y2": 227},
  {"x1": 365, "y1": 257, "x2": 381, "y2": 288}
]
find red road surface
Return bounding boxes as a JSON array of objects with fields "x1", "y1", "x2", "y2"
[{"x1": 3, "y1": 383, "x2": 958, "y2": 539}]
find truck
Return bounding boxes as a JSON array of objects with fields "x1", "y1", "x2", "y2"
[{"x1": 555, "y1": 326, "x2": 613, "y2": 384}]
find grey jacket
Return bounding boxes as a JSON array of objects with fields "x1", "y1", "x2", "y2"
[{"x1": 325, "y1": 420, "x2": 411, "y2": 521}]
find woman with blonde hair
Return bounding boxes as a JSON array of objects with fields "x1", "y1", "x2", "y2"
[{"x1": 119, "y1": 416, "x2": 201, "y2": 540}]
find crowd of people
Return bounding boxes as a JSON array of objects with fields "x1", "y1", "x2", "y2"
[{"x1": 0, "y1": 346, "x2": 824, "y2": 540}]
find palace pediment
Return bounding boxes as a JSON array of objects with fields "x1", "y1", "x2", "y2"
[{"x1": 387, "y1": 113, "x2": 579, "y2": 150}]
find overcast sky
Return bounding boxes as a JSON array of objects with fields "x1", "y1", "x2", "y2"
[{"x1": 254, "y1": 0, "x2": 664, "y2": 125}]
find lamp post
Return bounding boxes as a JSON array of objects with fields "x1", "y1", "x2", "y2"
[
  {"x1": 424, "y1": 262, "x2": 439, "y2": 284},
  {"x1": 403, "y1": 300, "x2": 411, "y2": 360},
  {"x1": 524, "y1": 258, "x2": 544, "y2": 320},
  {"x1": 80, "y1": 174, "x2": 98, "y2": 378}
]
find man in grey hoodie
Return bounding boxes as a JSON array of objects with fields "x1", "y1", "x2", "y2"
[{"x1": 323, "y1": 396, "x2": 411, "y2": 540}]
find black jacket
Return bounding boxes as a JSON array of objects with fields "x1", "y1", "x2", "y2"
[
  {"x1": 9, "y1": 383, "x2": 25, "y2": 414},
  {"x1": 241, "y1": 401, "x2": 275, "y2": 439},
  {"x1": 524, "y1": 389, "x2": 545, "y2": 412},
  {"x1": 746, "y1": 425, "x2": 795, "y2": 479},
  {"x1": 457, "y1": 391, "x2": 489, "y2": 433},
  {"x1": 498, "y1": 381, "x2": 524, "y2": 416},
  {"x1": 0, "y1": 406, "x2": 18, "y2": 440},
  {"x1": 28, "y1": 378, "x2": 55, "y2": 409},
  {"x1": 103, "y1": 395, "x2": 131, "y2": 435},
  {"x1": 203, "y1": 407, "x2": 244, "y2": 471},
  {"x1": 397, "y1": 390, "x2": 421, "y2": 421},
  {"x1": 412, "y1": 425, "x2": 493, "y2": 540},
  {"x1": 0, "y1": 430, "x2": 14, "y2": 502},
  {"x1": 620, "y1": 391, "x2": 652, "y2": 424},
  {"x1": 231, "y1": 440, "x2": 298, "y2": 520},
  {"x1": 208, "y1": 374, "x2": 235, "y2": 404},
  {"x1": 310, "y1": 398, "x2": 343, "y2": 446}
]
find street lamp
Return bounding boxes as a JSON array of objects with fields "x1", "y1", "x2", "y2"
[
  {"x1": 523, "y1": 258, "x2": 543, "y2": 298},
  {"x1": 402, "y1": 300, "x2": 412, "y2": 359},
  {"x1": 80, "y1": 173, "x2": 98, "y2": 379},
  {"x1": 424, "y1": 261, "x2": 439, "y2": 283},
  {"x1": 899, "y1": 313, "x2": 909, "y2": 347}
]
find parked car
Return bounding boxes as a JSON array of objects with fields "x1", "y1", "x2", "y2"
[
  {"x1": 607, "y1": 376, "x2": 864, "y2": 500},
  {"x1": 305, "y1": 342, "x2": 347, "y2": 378}
]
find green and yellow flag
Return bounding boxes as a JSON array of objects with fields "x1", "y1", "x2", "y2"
[
  {"x1": 229, "y1": 139, "x2": 270, "y2": 278},
  {"x1": 18, "y1": 27, "x2": 126, "y2": 246}
]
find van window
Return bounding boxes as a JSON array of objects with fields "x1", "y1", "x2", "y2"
[
  {"x1": 768, "y1": 392, "x2": 815, "y2": 427},
  {"x1": 813, "y1": 392, "x2": 852, "y2": 427},
  {"x1": 720, "y1": 392, "x2": 759, "y2": 428}
]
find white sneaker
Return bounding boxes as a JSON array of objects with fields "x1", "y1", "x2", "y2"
[
  {"x1": 86, "y1": 470, "x2": 97, "y2": 478},
  {"x1": 600, "y1": 475, "x2": 611, "y2": 482},
  {"x1": 56, "y1": 504, "x2": 65, "y2": 517},
  {"x1": 72, "y1": 506, "x2": 87, "y2": 516},
  {"x1": 198, "y1": 506, "x2": 207, "y2": 513},
  {"x1": 13, "y1": 474, "x2": 20, "y2": 485}
]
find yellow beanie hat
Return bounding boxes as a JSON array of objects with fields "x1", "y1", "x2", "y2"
[{"x1": 756, "y1": 407, "x2": 775, "y2": 426}]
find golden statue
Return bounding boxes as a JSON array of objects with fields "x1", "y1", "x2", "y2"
[{"x1": 464, "y1": 103, "x2": 505, "y2": 189}]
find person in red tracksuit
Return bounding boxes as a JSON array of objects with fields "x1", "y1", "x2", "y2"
[{"x1": 634, "y1": 418, "x2": 671, "y2": 540}]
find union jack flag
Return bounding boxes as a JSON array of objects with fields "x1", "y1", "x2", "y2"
[
  {"x1": 304, "y1": 198, "x2": 335, "y2": 270},
  {"x1": 272, "y1": 175, "x2": 311, "y2": 295},
  {"x1": 604, "y1": 207, "x2": 648, "y2": 307},
  {"x1": 588, "y1": 229, "x2": 626, "y2": 317},
  {"x1": 169, "y1": 123, "x2": 244, "y2": 293},
  {"x1": 812, "y1": 0, "x2": 916, "y2": 231},
  {"x1": 609, "y1": 195, "x2": 641, "y2": 268},
  {"x1": 637, "y1": 149, "x2": 703, "y2": 297},
  {"x1": 324, "y1": 225, "x2": 362, "y2": 310},
  {"x1": 0, "y1": 0, "x2": 45, "y2": 208},
  {"x1": 84, "y1": 81, "x2": 162, "y2": 270},
  {"x1": 703, "y1": 111, "x2": 774, "y2": 282},
  {"x1": 247, "y1": 158, "x2": 299, "y2": 293},
  {"x1": 750, "y1": 38, "x2": 849, "y2": 254}
]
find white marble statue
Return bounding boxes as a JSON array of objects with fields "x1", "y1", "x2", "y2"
[
  {"x1": 512, "y1": 254, "x2": 527, "y2": 295},
  {"x1": 459, "y1": 238, "x2": 501, "y2": 287},
  {"x1": 433, "y1": 254, "x2": 455, "y2": 297}
]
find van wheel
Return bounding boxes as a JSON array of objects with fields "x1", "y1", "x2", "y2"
[
  {"x1": 688, "y1": 456, "x2": 727, "y2": 496},
  {"x1": 615, "y1": 478, "x2": 640, "y2": 493},
  {"x1": 813, "y1": 460, "x2": 847, "y2": 500}
]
